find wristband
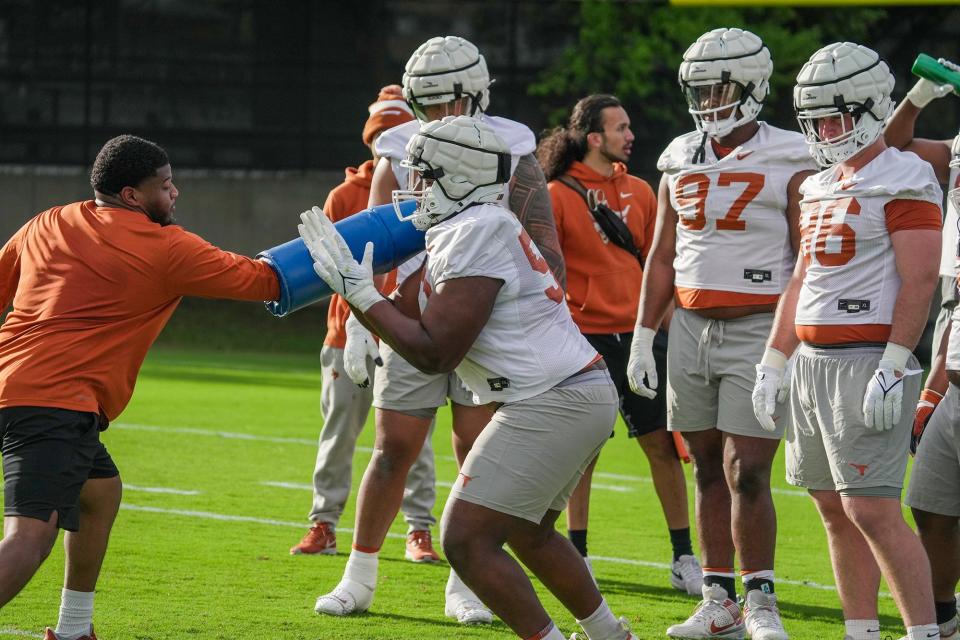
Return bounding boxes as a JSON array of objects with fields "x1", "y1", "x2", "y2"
[
  {"x1": 760, "y1": 347, "x2": 787, "y2": 371},
  {"x1": 882, "y1": 342, "x2": 912, "y2": 371}
]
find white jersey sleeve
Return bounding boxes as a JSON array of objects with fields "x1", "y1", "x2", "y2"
[
  {"x1": 948, "y1": 303, "x2": 960, "y2": 371},
  {"x1": 423, "y1": 204, "x2": 597, "y2": 404}
]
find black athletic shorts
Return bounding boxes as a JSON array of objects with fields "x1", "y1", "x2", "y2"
[
  {"x1": 1, "y1": 406, "x2": 119, "y2": 532},
  {"x1": 584, "y1": 330, "x2": 668, "y2": 438}
]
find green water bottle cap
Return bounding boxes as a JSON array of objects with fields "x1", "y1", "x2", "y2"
[{"x1": 913, "y1": 53, "x2": 960, "y2": 93}]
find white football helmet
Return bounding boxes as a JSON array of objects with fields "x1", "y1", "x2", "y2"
[
  {"x1": 402, "y1": 36, "x2": 491, "y2": 121},
  {"x1": 794, "y1": 42, "x2": 894, "y2": 166},
  {"x1": 392, "y1": 116, "x2": 510, "y2": 230},
  {"x1": 679, "y1": 28, "x2": 772, "y2": 139}
]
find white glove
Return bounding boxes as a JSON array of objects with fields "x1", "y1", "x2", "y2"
[
  {"x1": 906, "y1": 77, "x2": 954, "y2": 109},
  {"x1": 343, "y1": 313, "x2": 381, "y2": 388},
  {"x1": 862, "y1": 359, "x2": 905, "y2": 431},
  {"x1": 627, "y1": 327, "x2": 658, "y2": 399},
  {"x1": 298, "y1": 206, "x2": 383, "y2": 312},
  {"x1": 752, "y1": 348, "x2": 787, "y2": 432}
]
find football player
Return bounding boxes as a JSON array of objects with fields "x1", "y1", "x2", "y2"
[
  {"x1": 314, "y1": 36, "x2": 563, "y2": 625},
  {"x1": 627, "y1": 27, "x2": 815, "y2": 640},
  {"x1": 300, "y1": 115, "x2": 633, "y2": 640},
  {"x1": 287, "y1": 86, "x2": 440, "y2": 559},
  {"x1": 754, "y1": 42, "x2": 943, "y2": 640}
]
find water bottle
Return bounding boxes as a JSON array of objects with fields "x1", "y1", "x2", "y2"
[{"x1": 912, "y1": 53, "x2": 960, "y2": 93}]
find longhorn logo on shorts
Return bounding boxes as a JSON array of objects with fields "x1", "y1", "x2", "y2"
[
  {"x1": 849, "y1": 462, "x2": 869, "y2": 476},
  {"x1": 458, "y1": 473, "x2": 475, "y2": 488}
]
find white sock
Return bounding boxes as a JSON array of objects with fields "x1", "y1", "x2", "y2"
[
  {"x1": 845, "y1": 619, "x2": 881, "y2": 640},
  {"x1": 343, "y1": 548, "x2": 378, "y2": 590},
  {"x1": 528, "y1": 621, "x2": 565, "y2": 640},
  {"x1": 907, "y1": 623, "x2": 940, "y2": 640},
  {"x1": 445, "y1": 568, "x2": 480, "y2": 601},
  {"x1": 55, "y1": 589, "x2": 94, "y2": 640},
  {"x1": 577, "y1": 599, "x2": 626, "y2": 640}
]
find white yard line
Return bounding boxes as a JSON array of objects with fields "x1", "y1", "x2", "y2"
[
  {"x1": 112, "y1": 422, "x2": 458, "y2": 462},
  {"x1": 119, "y1": 502, "x2": 888, "y2": 598},
  {"x1": 0, "y1": 631, "x2": 42, "y2": 638},
  {"x1": 125, "y1": 484, "x2": 201, "y2": 495},
  {"x1": 115, "y1": 422, "x2": 806, "y2": 496}
]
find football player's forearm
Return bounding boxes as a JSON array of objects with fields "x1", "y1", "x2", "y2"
[
  {"x1": 509, "y1": 154, "x2": 567, "y2": 290},
  {"x1": 356, "y1": 300, "x2": 458, "y2": 374},
  {"x1": 766, "y1": 275, "x2": 802, "y2": 356},
  {"x1": 883, "y1": 100, "x2": 921, "y2": 150},
  {"x1": 637, "y1": 257, "x2": 674, "y2": 331},
  {"x1": 888, "y1": 284, "x2": 937, "y2": 352},
  {"x1": 928, "y1": 322, "x2": 950, "y2": 393}
]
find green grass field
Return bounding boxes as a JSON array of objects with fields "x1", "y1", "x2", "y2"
[{"x1": 0, "y1": 347, "x2": 911, "y2": 639}]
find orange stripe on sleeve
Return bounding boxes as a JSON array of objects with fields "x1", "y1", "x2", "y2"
[{"x1": 884, "y1": 199, "x2": 942, "y2": 234}]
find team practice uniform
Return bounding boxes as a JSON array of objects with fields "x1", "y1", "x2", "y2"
[
  {"x1": 788, "y1": 148, "x2": 942, "y2": 495},
  {"x1": 908, "y1": 302, "x2": 960, "y2": 516},
  {"x1": 549, "y1": 160, "x2": 664, "y2": 437},
  {"x1": 0, "y1": 201, "x2": 278, "y2": 530},
  {"x1": 372, "y1": 115, "x2": 537, "y2": 420},
  {"x1": 932, "y1": 134, "x2": 960, "y2": 354},
  {"x1": 659, "y1": 122, "x2": 815, "y2": 438},
  {"x1": 310, "y1": 159, "x2": 435, "y2": 533},
  {"x1": 425, "y1": 203, "x2": 619, "y2": 522}
]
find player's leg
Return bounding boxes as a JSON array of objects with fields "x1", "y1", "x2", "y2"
[
  {"x1": 442, "y1": 384, "x2": 501, "y2": 624},
  {"x1": 843, "y1": 495, "x2": 935, "y2": 628},
  {"x1": 448, "y1": 381, "x2": 494, "y2": 466},
  {"x1": 401, "y1": 418, "x2": 439, "y2": 562},
  {"x1": 0, "y1": 514, "x2": 59, "y2": 608},
  {"x1": 808, "y1": 490, "x2": 882, "y2": 621},
  {"x1": 293, "y1": 345, "x2": 372, "y2": 555},
  {"x1": 564, "y1": 455, "x2": 597, "y2": 562},
  {"x1": 820, "y1": 345, "x2": 935, "y2": 634},
  {"x1": 441, "y1": 369, "x2": 627, "y2": 639},
  {"x1": 665, "y1": 310, "x2": 741, "y2": 639},
  {"x1": 57, "y1": 471, "x2": 122, "y2": 639},
  {"x1": 907, "y1": 384, "x2": 960, "y2": 636},
  {"x1": 0, "y1": 408, "x2": 104, "y2": 609},
  {"x1": 629, "y1": 330, "x2": 698, "y2": 593}
]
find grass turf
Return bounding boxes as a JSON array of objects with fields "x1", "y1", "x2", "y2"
[{"x1": 0, "y1": 347, "x2": 911, "y2": 639}]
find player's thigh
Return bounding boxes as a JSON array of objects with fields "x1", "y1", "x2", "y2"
[
  {"x1": 449, "y1": 372, "x2": 617, "y2": 524},
  {"x1": 906, "y1": 385, "x2": 960, "y2": 517},
  {"x1": 667, "y1": 309, "x2": 719, "y2": 433},
  {"x1": 1, "y1": 407, "x2": 114, "y2": 532}
]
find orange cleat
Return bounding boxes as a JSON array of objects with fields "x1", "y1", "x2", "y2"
[
  {"x1": 290, "y1": 522, "x2": 337, "y2": 555},
  {"x1": 404, "y1": 529, "x2": 440, "y2": 563}
]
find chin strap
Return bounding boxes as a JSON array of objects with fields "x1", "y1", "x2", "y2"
[{"x1": 692, "y1": 131, "x2": 708, "y2": 164}]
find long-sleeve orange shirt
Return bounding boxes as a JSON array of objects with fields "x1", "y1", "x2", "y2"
[
  {"x1": 549, "y1": 161, "x2": 657, "y2": 334},
  {"x1": 0, "y1": 200, "x2": 279, "y2": 420}
]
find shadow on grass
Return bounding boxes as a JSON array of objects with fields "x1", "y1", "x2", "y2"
[{"x1": 596, "y1": 575, "x2": 903, "y2": 631}]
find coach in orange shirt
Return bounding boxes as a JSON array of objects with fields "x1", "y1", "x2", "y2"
[
  {"x1": 0, "y1": 135, "x2": 279, "y2": 639},
  {"x1": 536, "y1": 94, "x2": 701, "y2": 592}
]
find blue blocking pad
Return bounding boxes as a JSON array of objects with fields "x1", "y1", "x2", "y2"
[{"x1": 258, "y1": 200, "x2": 424, "y2": 317}]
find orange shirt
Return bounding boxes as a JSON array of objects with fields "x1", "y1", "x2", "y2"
[
  {"x1": 549, "y1": 161, "x2": 657, "y2": 334},
  {"x1": 0, "y1": 200, "x2": 279, "y2": 420},
  {"x1": 323, "y1": 160, "x2": 374, "y2": 349}
]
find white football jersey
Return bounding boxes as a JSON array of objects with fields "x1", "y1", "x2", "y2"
[
  {"x1": 421, "y1": 203, "x2": 597, "y2": 404},
  {"x1": 376, "y1": 115, "x2": 537, "y2": 284},
  {"x1": 795, "y1": 147, "x2": 942, "y2": 328},
  {"x1": 659, "y1": 123, "x2": 816, "y2": 300},
  {"x1": 939, "y1": 133, "x2": 960, "y2": 277}
]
